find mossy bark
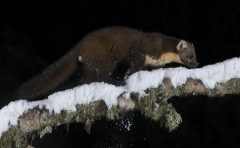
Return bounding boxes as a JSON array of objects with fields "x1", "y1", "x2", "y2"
[{"x1": 1, "y1": 78, "x2": 240, "y2": 147}]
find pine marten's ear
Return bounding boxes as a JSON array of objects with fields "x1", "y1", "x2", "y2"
[{"x1": 176, "y1": 40, "x2": 188, "y2": 51}]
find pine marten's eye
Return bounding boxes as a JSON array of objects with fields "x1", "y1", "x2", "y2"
[{"x1": 189, "y1": 55, "x2": 193, "y2": 60}]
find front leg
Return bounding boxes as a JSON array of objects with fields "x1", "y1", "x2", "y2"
[{"x1": 125, "y1": 50, "x2": 146, "y2": 79}]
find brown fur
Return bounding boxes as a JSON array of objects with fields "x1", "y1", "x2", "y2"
[{"x1": 17, "y1": 26, "x2": 198, "y2": 100}]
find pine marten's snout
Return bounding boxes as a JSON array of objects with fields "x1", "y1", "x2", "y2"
[{"x1": 180, "y1": 54, "x2": 199, "y2": 68}]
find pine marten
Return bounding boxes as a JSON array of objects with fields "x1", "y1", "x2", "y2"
[{"x1": 17, "y1": 26, "x2": 198, "y2": 100}]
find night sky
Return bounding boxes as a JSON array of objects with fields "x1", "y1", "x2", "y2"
[{"x1": 0, "y1": 0, "x2": 240, "y2": 147}]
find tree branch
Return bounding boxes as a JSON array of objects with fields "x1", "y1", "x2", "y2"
[{"x1": 1, "y1": 78, "x2": 240, "y2": 148}]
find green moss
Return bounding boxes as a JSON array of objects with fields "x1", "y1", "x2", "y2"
[
  {"x1": 164, "y1": 104, "x2": 182, "y2": 132},
  {"x1": 174, "y1": 84, "x2": 187, "y2": 97},
  {"x1": 207, "y1": 86, "x2": 218, "y2": 97},
  {"x1": 151, "y1": 103, "x2": 163, "y2": 121},
  {"x1": 64, "y1": 123, "x2": 70, "y2": 133},
  {"x1": 84, "y1": 119, "x2": 92, "y2": 134},
  {"x1": 137, "y1": 87, "x2": 182, "y2": 132},
  {"x1": 217, "y1": 78, "x2": 240, "y2": 96},
  {"x1": 75, "y1": 116, "x2": 81, "y2": 123},
  {"x1": 38, "y1": 126, "x2": 52, "y2": 138},
  {"x1": 139, "y1": 88, "x2": 164, "y2": 121},
  {"x1": 106, "y1": 105, "x2": 119, "y2": 120},
  {"x1": 138, "y1": 88, "x2": 157, "y2": 118},
  {"x1": 0, "y1": 126, "x2": 27, "y2": 148}
]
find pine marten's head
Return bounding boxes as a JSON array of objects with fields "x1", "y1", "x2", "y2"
[{"x1": 177, "y1": 40, "x2": 199, "y2": 68}]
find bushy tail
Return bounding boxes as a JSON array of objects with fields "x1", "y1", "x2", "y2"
[{"x1": 16, "y1": 49, "x2": 79, "y2": 100}]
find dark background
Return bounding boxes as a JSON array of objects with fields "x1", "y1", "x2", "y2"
[{"x1": 0, "y1": 0, "x2": 240, "y2": 147}]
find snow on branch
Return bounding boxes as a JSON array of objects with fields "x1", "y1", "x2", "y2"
[{"x1": 1, "y1": 57, "x2": 240, "y2": 147}]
